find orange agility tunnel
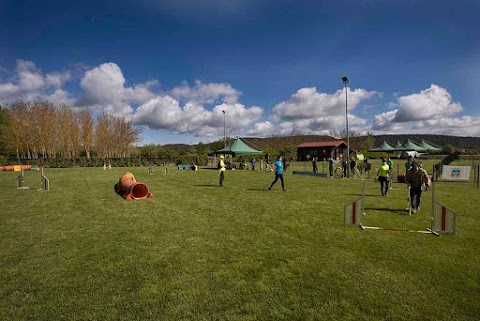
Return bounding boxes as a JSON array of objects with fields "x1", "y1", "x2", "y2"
[
  {"x1": 0, "y1": 165, "x2": 40, "y2": 171},
  {"x1": 114, "y1": 172, "x2": 153, "y2": 200}
]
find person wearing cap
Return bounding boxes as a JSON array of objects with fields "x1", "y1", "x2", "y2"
[{"x1": 218, "y1": 155, "x2": 226, "y2": 187}]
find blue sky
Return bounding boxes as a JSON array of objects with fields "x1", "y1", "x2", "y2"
[{"x1": 1, "y1": 0, "x2": 479, "y2": 144}]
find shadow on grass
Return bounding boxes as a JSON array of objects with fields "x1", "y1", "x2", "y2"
[
  {"x1": 246, "y1": 188, "x2": 270, "y2": 192},
  {"x1": 195, "y1": 184, "x2": 220, "y2": 187},
  {"x1": 364, "y1": 207, "x2": 410, "y2": 215},
  {"x1": 345, "y1": 193, "x2": 384, "y2": 197}
]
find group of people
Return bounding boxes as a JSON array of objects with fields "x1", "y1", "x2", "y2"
[
  {"x1": 219, "y1": 153, "x2": 430, "y2": 213},
  {"x1": 218, "y1": 155, "x2": 287, "y2": 191}
]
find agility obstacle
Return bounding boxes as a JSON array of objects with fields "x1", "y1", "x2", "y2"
[
  {"x1": 344, "y1": 178, "x2": 455, "y2": 236},
  {"x1": 15, "y1": 167, "x2": 49, "y2": 191},
  {"x1": 16, "y1": 169, "x2": 28, "y2": 189},
  {"x1": 41, "y1": 167, "x2": 49, "y2": 191},
  {"x1": 148, "y1": 166, "x2": 154, "y2": 176}
]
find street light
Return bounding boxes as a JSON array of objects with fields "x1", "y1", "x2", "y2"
[
  {"x1": 342, "y1": 76, "x2": 349, "y2": 178},
  {"x1": 222, "y1": 110, "x2": 226, "y2": 148}
]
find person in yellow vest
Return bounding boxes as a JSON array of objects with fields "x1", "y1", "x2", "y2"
[
  {"x1": 218, "y1": 155, "x2": 226, "y2": 187},
  {"x1": 377, "y1": 157, "x2": 390, "y2": 196}
]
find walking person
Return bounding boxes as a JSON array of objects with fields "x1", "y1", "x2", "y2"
[
  {"x1": 406, "y1": 160, "x2": 430, "y2": 213},
  {"x1": 377, "y1": 157, "x2": 390, "y2": 196},
  {"x1": 268, "y1": 156, "x2": 286, "y2": 191},
  {"x1": 328, "y1": 157, "x2": 335, "y2": 178},
  {"x1": 312, "y1": 157, "x2": 318, "y2": 173},
  {"x1": 250, "y1": 157, "x2": 256, "y2": 171},
  {"x1": 218, "y1": 155, "x2": 226, "y2": 187}
]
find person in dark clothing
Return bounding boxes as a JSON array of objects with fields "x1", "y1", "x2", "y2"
[
  {"x1": 406, "y1": 160, "x2": 430, "y2": 213},
  {"x1": 312, "y1": 157, "x2": 318, "y2": 173},
  {"x1": 328, "y1": 157, "x2": 335, "y2": 178},
  {"x1": 342, "y1": 158, "x2": 348, "y2": 178},
  {"x1": 350, "y1": 159, "x2": 357, "y2": 178}
]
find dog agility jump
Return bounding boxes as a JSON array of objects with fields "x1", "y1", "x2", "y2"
[{"x1": 345, "y1": 177, "x2": 456, "y2": 236}]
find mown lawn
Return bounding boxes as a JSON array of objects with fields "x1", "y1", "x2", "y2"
[{"x1": 0, "y1": 160, "x2": 479, "y2": 320}]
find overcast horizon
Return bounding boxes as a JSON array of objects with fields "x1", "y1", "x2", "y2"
[{"x1": 1, "y1": 0, "x2": 479, "y2": 145}]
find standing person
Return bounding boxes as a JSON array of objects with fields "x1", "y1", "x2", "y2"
[
  {"x1": 268, "y1": 156, "x2": 286, "y2": 191},
  {"x1": 364, "y1": 157, "x2": 370, "y2": 173},
  {"x1": 405, "y1": 160, "x2": 430, "y2": 213},
  {"x1": 218, "y1": 155, "x2": 226, "y2": 187},
  {"x1": 405, "y1": 155, "x2": 413, "y2": 172},
  {"x1": 377, "y1": 157, "x2": 390, "y2": 196},
  {"x1": 342, "y1": 157, "x2": 348, "y2": 178},
  {"x1": 250, "y1": 157, "x2": 256, "y2": 171},
  {"x1": 312, "y1": 157, "x2": 318, "y2": 173},
  {"x1": 328, "y1": 157, "x2": 335, "y2": 178},
  {"x1": 283, "y1": 156, "x2": 288, "y2": 173},
  {"x1": 387, "y1": 156, "x2": 394, "y2": 189},
  {"x1": 350, "y1": 157, "x2": 357, "y2": 178}
]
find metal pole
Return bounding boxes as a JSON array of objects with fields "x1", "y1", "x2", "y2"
[
  {"x1": 431, "y1": 165, "x2": 436, "y2": 232},
  {"x1": 222, "y1": 110, "x2": 226, "y2": 148},
  {"x1": 345, "y1": 81, "x2": 350, "y2": 179}
]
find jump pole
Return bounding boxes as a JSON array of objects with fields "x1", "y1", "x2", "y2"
[{"x1": 40, "y1": 167, "x2": 49, "y2": 191}]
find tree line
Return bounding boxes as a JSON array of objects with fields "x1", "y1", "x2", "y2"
[{"x1": 0, "y1": 101, "x2": 141, "y2": 161}]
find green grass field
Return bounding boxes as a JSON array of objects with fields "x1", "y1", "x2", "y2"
[{"x1": 1, "y1": 160, "x2": 479, "y2": 320}]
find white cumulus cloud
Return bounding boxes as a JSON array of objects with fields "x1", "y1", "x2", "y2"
[
  {"x1": 133, "y1": 98, "x2": 262, "y2": 137},
  {"x1": 0, "y1": 60, "x2": 73, "y2": 105},
  {"x1": 269, "y1": 87, "x2": 375, "y2": 135},
  {"x1": 248, "y1": 121, "x2": 274, "y2": 136},
  {"x1": 372, "y1": 84, "x2": 472, "y2": 135},
  {"x1": 393, "y1": 84, "x2": 462, "y2": 122},
  {"x1": 78, "y1": 62, "x2": 156, "y2": 116},
  {"x1": 171, "y1": 79, "x2": 240, "y2": 105}
]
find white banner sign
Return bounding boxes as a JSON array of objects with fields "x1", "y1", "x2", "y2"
[{"x1": 441, "y1": 165, "x2": 471, "y2": 181}]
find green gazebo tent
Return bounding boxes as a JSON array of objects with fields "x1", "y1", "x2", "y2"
[
  {"x1": 402, "y1": 139, "x2": 428, "y2": 152},
  {"x1": 212, "y1": 137, "x2": 263, "y2": 156},
  {"x1": 368, "y1": 141, "x2": 395, "y2": 152},
  {"x1": 394, "y1": 141, "x2": 409, "y2": 151},
  {"x1": 418, "y1": 140, "x2": 442, "y2": 153}
]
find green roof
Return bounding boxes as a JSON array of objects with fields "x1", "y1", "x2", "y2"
[
  {"x1": 394, "y1": 141, "x2": 409, "y2": 151},
  {"x1": 368, "y1": 141, "x2": 395, "y2": 152},
  {"x1": 418, "y1": 140, "x2": 442, "y2": 153},
  {"x1": 213, "y1": 137, "x2": 263, "y2": 155},
  {"x1": 402, "y1": 139, "x2": 428, "y2": 152}
]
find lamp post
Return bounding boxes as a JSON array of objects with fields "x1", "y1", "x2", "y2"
[
  {"x1": 342, "y1": 76, "x2": 349, "y2": 178},
  {"x1": 222, "y1": 110, "x2": 226, "y2": 148}
]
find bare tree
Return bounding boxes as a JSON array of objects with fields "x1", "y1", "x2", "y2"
[{"x1": 78, "y1": 109, "x2": 94, "y2": 159}]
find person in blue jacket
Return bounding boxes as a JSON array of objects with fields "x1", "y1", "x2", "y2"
[{"x1": 268, "y1": 155, "x2": 286, "y2": 191}]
